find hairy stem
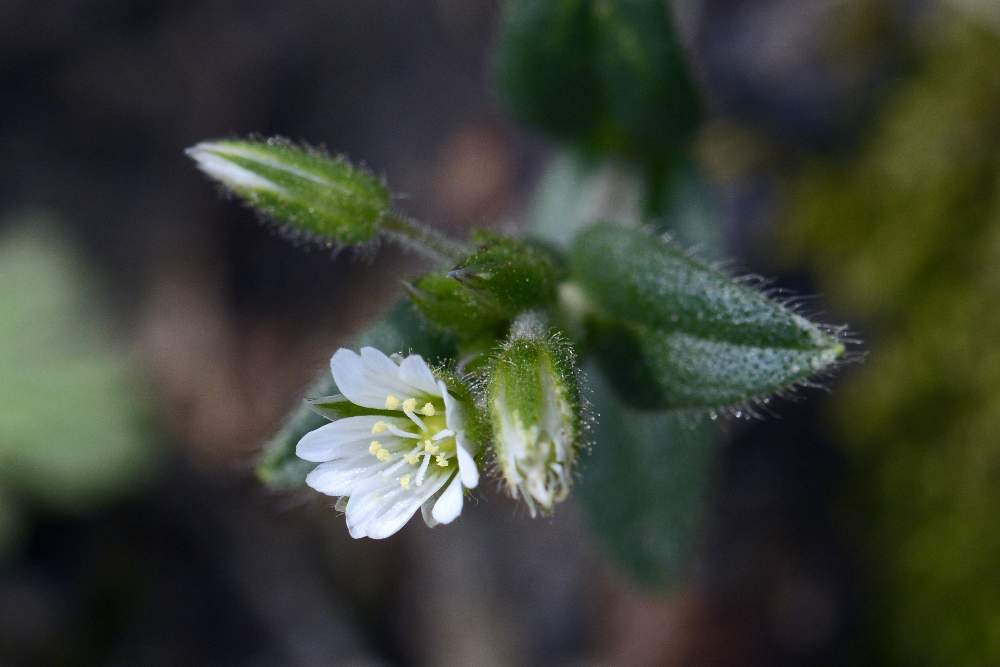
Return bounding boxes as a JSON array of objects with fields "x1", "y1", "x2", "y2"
[{"x1": 382, "y1": 214, "x2": 471, "y2": 263}]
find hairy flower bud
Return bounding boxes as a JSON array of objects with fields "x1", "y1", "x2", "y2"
[
  {"x1": 487, "y1": 321, "x2": 580, "y2": 515},
  {"x1": 187, "y1": 138, "x2": 390, "y2": 245}
]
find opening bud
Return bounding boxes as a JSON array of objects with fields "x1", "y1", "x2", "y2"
[
  {"x1": 487, "y1": 318, "x2": 581, "y2": 515},
  {"x1": 187, "y1": 138, "x2": 390, "y2": 245}
]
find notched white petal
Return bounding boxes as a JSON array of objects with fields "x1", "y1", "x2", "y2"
[
  {"x1": 455, "y1": 438, "x2": 479, "y2": 489},
  {"x1": 430, "y1": 473, "x2": 464, "y2": 525},
  {"x1": 399, "y1": 355, "x2": 439, "y2": 395}
]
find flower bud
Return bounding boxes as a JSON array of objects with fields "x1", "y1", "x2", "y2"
[
  {"x1": 487, "y1": 322, "x2": 580, "y2": 515},
  {"x1": 187, "y1": 138, "x2": 390, "y2": 245}
]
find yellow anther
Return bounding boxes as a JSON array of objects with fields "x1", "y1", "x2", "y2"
[
  {"x1": 421, "y1": 402, "x2": 436, "y2": 416},
  {"x1": 376, "y1": 448, "x2": 391, "y2": 462},
  {"x1": 371, "y1": 421, "x2": 388, "y2": 434},
  {"x1": 385, "y1": 394, "x2": 401, "y2": 410},
  {"x1": 369, "y1": 440, "x2": 382, "y2": 455},
  {"x1": 402, "y1": 398, "x2": 418, "y2": 413},
  {"x1": 423, "y1": 440, "x2": 438, "y2": 454},
  {"x1": 405, "y1": 453, "x2": 420, "y2": 465},
  {"x1": 435, "y1": 455, "x2": 449, "y2": 467},
  {"x1": 399, "y1": 474, "x2": 412, "y2": 489}
]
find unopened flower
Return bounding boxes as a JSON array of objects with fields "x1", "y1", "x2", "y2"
[
  {"x1": 488, "y1": 326, "x2": 580, "y2": 516},
  {"x1": 186, "y1": 139, "x2": 389, "y2": 245},
  {"x1": 297, "y1": 347, "x2": 479, "y2": 539}
]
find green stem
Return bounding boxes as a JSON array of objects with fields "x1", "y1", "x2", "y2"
[{"x1": 382, "y1": 214, "x2": 471, "y2": 264}]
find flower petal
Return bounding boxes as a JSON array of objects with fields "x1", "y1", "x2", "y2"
[
  {"x1": 439, "y1": 380, "x2": 464, "y2": 434},
  {"x1": 346, "y1": 473, "x2": 448, "y2": 539},
  {"x1": 455, "y1": 437, "x2": 479, "y2": 488},
  {"x1": 430, "y1": 472, "x2": 464, "y2": 525},
  {"x1": 306, "y1": 458, "x2": 384, "y2": 497},
  {"x1": 399, "y1": 355, "x2": 439, "y2": 395},
  {"x1": 296, "y1": 415, "x2": 393, "y2": 462},
  {"x1": 360, "y1": 346, "x2": 402, "y2": 379},
  {"x1": 331, "y1": 348, "x2": 413, "y2": 410},
  {"x1": 421, "y1": 499, "x2": 439, "y2": 528}
]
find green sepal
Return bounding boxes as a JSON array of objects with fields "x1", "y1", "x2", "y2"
[
  {"x1": 305, "y1": 395, "x2": 399, "y2": 422},
  {"x1": 571, "y1": 223, "x2": 844, "y2": 410},
  {"x1": 452, "y1": 233, "x2": 563, "y2": 312},
  {"x1": 256, "y1": 300, "x2": 457, "y2": 488},
  {"x1": 188, "y1": 138, "x2": 390, "y2": 245},
  {"x1": 407, "y1": 273, "x2": 509, "y2": 342},
  {"x1": 408, "y1": 233, "x2": 563, "y2": 344}
]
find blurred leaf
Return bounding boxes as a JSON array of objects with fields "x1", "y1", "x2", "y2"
[
  {"x1": 495, "y1": 0, "x2": 602, "y2": 146},
  {"x1": 257, "y1": 300, "x2": 457, "y2": 489},
  {"x1": 496, "y1": 0, "x2": 701, "y2": 160},
  {"x1": 782, "y1": 14, "x2": 1000, "y2": 666},
  {"x1": 571, "y1": 223, "x2": 843, "y2": 409},
  {"x1": 577, "y1": 364, "x2": 717, "y2": 586},
  {"x1": 591, "y1": 0, "x2": 701, "y2": 158},
  {"x1": 0, "y1": 224, "x2": 154, "y2": 512}
]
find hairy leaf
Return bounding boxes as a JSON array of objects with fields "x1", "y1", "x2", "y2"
[{"x1": 571, "y1": 223, "x2": 844, "y2": 409}]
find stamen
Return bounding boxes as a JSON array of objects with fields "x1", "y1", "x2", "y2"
[
  {"x1": 415, "y1": 453, "x2": 431, "y2": 486},
  {"x1": 399, "y1": 474, "x2": 412, "y2": 490},
  {"x1": 423, "y1": 439, "x2": 439, "y2": 454},
  {"x1": 385, "y1": 394, "x2": 401, "y2": 410},
  {"x1": 386, "y1": 424, "x2": 421, "y2": 439},
  {"x1": 369, "y1": 440, "x2": 382, "y2": 455},
  {"x1": 421, "y1": 402, "x2": 436, "y2": 417},
  {"x1": 432, "y1": 429, "x2": 454, "y2": 441},
  {"x1": 401, "y1": 398, "x2": 418, "y2": 413},
  {"x1": 404, "y1": 407, "x2": 427, "y2": 431},
  {"x1": 404, "y1": 444, "x2": 422, "y2": 466},
  {"x1": 371, "y1": 421, "x2": 388, "y2": 435},
  {"x1": 435, "y1": 455, "x2": 449, "y2": 467},
  {"x1": 376, "y1": 448, "x2": 392, "y2": 462}
]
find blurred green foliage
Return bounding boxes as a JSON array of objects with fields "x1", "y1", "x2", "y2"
[
  {"x1": 783, "y1": 13, "x2": 1000, "y2": 665},
  {"x1": 0, "y1": 223, "x2": 155, "y2": 555},
  {"x1": 577, "y1": 364, "x2": 717, "y2": 586},
  {"x1": 495, "y1": 0, "x2": 701, "y2": 162}
]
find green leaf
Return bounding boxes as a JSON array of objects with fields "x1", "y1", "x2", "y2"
[
  {"x1": 577, "y1": 364, "x2": 718, "y2": 586},
  {"x1": 570, "y1": 223, "x2": 844, "y2": 409},
  {"x1": 591, "y1": 0, "x2": 701, "y2": 159},
  {"x1": 187, "y1": 138, "x2": 390, "y2": 245},
  {"x1": 495, "y1": 0, "x2": 702, "y2": 159},
  {"x1": 256, "y1": 300, "x2": 457, "y2": 489},
  {"x1": 495, "y1": 0, "x2": 602, "y2": 146}
]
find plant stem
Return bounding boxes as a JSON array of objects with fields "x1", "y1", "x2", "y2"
[{"x1": 382, "y1": 214, "x2": 471, "y2": 264}]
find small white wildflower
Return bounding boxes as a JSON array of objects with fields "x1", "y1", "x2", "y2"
[{"x1": 297, "y1": 347, "x2": 479, "y2": 539}]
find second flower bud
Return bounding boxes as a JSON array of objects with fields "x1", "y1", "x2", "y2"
[{"x1": 487, "y1": 322, "x2": 581, "y2": 516}]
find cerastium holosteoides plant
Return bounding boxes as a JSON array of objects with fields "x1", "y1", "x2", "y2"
[{"x1": 187, "y1": 0, "x2": 852, "y2": 587}]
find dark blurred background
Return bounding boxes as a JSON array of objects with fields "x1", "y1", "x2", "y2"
[{"x1": 2, "y1": 0, "x2": 998, "y2": 665}]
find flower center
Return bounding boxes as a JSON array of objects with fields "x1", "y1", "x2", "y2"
[{"x1": 367, "y1": 394, "x2": 458, "y2": 489}]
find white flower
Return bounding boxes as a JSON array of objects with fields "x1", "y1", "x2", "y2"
[{"x1": 297, "y1": 347, "x2": 479, "y2": 539}]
